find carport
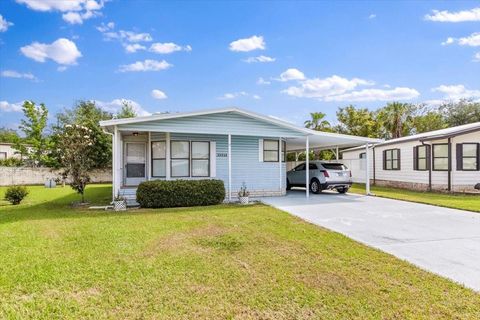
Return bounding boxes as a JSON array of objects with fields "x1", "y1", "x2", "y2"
[{"x1": 285, "y1": 130, "x2": 381, "y2": 197}]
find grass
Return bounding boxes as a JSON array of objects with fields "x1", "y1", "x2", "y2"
[
  {"x1": 350, "y1": 183, "x2": 480, "y2": 212},
  {"x1": 0, "y1": 185, "x2": 479, "y2": 319}
]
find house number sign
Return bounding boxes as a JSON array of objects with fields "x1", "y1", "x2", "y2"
[{"x1": 217, "y1": 152, "x2": 228, "y2": 158}]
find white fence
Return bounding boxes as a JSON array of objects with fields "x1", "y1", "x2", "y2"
[{"x1": 0, "y1": 167, "x2": 111, "y2": 186}]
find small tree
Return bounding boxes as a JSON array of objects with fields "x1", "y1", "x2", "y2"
[
  {"x1": 57, "y1": 124, "x2": 95, "y2": 203},
  {"x1": 115, "y1": 100, "x2": 137, "y2": 119}
]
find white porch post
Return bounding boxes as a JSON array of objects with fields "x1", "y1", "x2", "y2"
[
  {"x1": 228, "y1": 134, "x2": 232, "y2": 202},
  {"x1": 279, "y1": 137, "x2": 282, "y2": 192},
  {"x1": 147, "y1": 131, "x2": 151, "y2": 180},
  {"x1": 365, "y1": 143, "x2": 371, "y2": 195},
  {"x1": 306, "y1": 136, "x2": 310, "y2": 198},
  {"x1": 165, "y1": 132, "x2": 171, "y2": 180},
  {"x1": 113, "y1": 125, "x2": 122, "y2": 199},
  {"x1": 112, "y1": 127, "x2": 116, "y2": 199}
]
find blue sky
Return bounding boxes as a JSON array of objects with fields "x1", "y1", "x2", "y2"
[{"x1": 0, "y1": 0, "x2": 479, "y2": 129}]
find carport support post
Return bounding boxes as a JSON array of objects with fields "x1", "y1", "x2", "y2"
[
  {"x1": 306, "y1": 136, "x2": 310, "y2": 198},
  {"x1": 336, "y1": 146, "x2": 339, "y2": 160},
  {"x1": 365, "y1": 143, "x2": 371, "y2": 195},
  {"x1": 228, "y1": 134, "x2": 232, "y2": 202},
  {"x1": 279, "y1": 137, "x2": 282, "y2": 192}
]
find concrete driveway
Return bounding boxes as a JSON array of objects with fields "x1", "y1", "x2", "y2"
[{"x1": 262, "y1": 189, "x2": 480, "y2": 291}]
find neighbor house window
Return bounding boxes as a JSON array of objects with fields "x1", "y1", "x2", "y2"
[
  {"x1": 457, "y1": 143, "x2": 479, "y2": 171},
  {"x1": 359, "y1": 152, "x2": 366, "y2": 170},
  {"x1": 414, "y1": 145, "x2": 429, "y2": 171},
  {"x1": 151, "y1": 141, "x2": 166, "y2": 177},
  {"x1": 263, "y1": 139, "x2": 279, "y2": 162},
  {"x1": 171, "y1": 141, "x2": 190, "y2": 177},
  {"x1": 191, "y1": 141, "x2": 210, "y2": 177},
  {"x1": 383, "y1": 149, "x2": 400, "y2": 170},
  {"x1": 432, "y1": 144, "x2": 449, "y2": 171},
  {"x1": 0, "y1": 152, "x2": 6, "y2": 160}
]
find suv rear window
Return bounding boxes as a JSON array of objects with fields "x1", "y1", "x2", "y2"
[{"x1": 322, "y1": 163, "x2": 347, "y2": 170}]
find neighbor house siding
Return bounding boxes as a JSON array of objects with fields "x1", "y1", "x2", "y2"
[{"x1": 117, "y1": 112, "x2": 304, "y2": 138}]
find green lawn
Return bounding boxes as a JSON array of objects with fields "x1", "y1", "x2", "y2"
[
  {"x1": 350, "y1": 183, "x2": 480, "y2": 212},
  {"x1": 0, "y1": 185, "x2": 479, "y2": 319}
]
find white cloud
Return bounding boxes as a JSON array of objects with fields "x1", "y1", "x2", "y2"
[
  {"x1": 442, "y1": 32, "x2": 480, "y2": 47},
  {"x1": 277, "y1": 68, "x2": 306, "y2": 82},
  {"x1": 257, "y1": 77, "x2": 271, "y2": 85},
  {"x1": 0, "y1": 101, "x2": 22, "y2": 112},
  {"x1": 151, "y1": 89, "x2": 168, "y2": 100},
  {"x1": 217, "y1": 91, "x2": 248, "y2": 100},
  {"x1": 124, "y1": 43, "x2": 146, "y2": 53},
  {"x1": 20, "y1": 38, "x2": 82, "y2": 66},
  {"x1": 1, "y1": 70, "x2": 36, "y2": 80},
  {"x1": 253, "y1": 94, "x2": 261, "y2": 100},
  {"x1": 474, "y1": 52, "x2": 480, "y2": 62},
  {"x1": 118, "y1": 59, "x2": 172, "y2": 72},
  {"x1": 17, "y1": 0, "x2": 105, "y2": 24},
  {"x1": 229, "y1": 35, "x2": 265, "y2": 52},
  {"x1": 425, "y1": 7, "x2": 480, "y2": 22},
  {"x1": 0, "y1": 14, "x2": 13, "y2": 32},
  {"x1": 150, "y1": 42, "x2": 192, "y2": 54},
  {"x1": 368, "y1": 14, "x2": 376, "y2": 19},
  {"x1": 95, "y1": 98, "x2": 151, "y2": 116},
  {"x1": 96, "y1": 21, "x2": 114, "y2": 32},
  {"x1": 243, "y1": 55, "x2": 275, "y2": 63},
  {"x1": 432, "y1": 84, "x2": 480, "y2": 100},
  {"x1": 324, "y1": 87, "x2": 420, "y2": 102}
]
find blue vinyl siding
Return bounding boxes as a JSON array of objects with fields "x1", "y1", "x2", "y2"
[
  {"x1": 119, "y1": 112, "x2": 303, "y2": 138},
  {"x1": 148, "y1": 132, "x2": 285, "y2": 193}
]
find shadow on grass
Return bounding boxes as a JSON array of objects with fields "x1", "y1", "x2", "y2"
[{"x1": 0, "y1": 185, "x2": 248, "y2": 225}]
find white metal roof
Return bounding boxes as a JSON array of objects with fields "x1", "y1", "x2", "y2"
[{"x1": 100, "y1": 107, "x2": 380, "y2": 148}]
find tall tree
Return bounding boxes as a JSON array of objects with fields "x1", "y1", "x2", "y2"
[
  {"x1": 304, "y1": 112, "x2": 332, "y2": 132},
  {"x1": 54, "y1": 100, "x2": 113, "y2": 169},
  {"x1": 440, "y1": 100, "x2": 480, "y2": 127},
  {"x1": 13, "y1": 101, "x2": 51, "y2": 166},
  {"x1": 411, "y1": 109, "x2": 447, "y2": 134},
  {"x1": 115, "y1": 100, "x2": 137, "y2": 119},
  {"x1": 335, "y1": 105, "x2": 382, "y2": 138},
  {"x1": 377, "y1": 102, "x2": 415, "y2": 139}
]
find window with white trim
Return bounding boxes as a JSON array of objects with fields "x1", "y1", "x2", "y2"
[
  {"x1": 171, "y1": 141, "x2": 190, "y2": 177},
  {"x1": 170, "y1": 141, "x2": 211, "y2": 177},
  {"x1": 263, "y1": 139, "x2": 286, "y2": 162},
  {"x1": 151, "y1": 141, "x2": 166, "y2": 177},
  {"x1": 433, "y1": 144, "x2": 449, "y2": 171},
  {"x1": 191, "y1": 141, "x2": 210, "y2": 177},
  {"x1": 460, "y1": 143, "x2": 478, "y2": 171}
]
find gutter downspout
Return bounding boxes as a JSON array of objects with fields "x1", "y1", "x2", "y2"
[{"x1": 372, "y1": 146, "x2": 376, "y2": 185}]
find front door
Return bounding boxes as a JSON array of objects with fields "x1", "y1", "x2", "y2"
[{"x1": 124, "y1": 142, "x2": 146, "y2": 186}]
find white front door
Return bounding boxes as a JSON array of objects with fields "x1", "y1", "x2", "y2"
[{"x1": 124, "y1": 142, "x2": 146, "y2": 186}]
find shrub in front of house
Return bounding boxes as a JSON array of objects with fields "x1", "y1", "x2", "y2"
[
  {"x1": 4, "y1": 185, "x2": 29, "y2": 205},
  {"x1": 136, "y1": 179, "x2": 226, "y2": 208}
]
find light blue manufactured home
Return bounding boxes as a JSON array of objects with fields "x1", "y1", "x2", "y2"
[{"x1": 100, "y1": 107, "x2": 378, "y2": 202}]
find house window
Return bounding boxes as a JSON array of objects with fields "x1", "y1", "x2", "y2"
[
  {"x1": 171, "y1": 141, "x2": 190, "y2": 177},
  {"x1": 281, "y1": 140, "x2": 286, "y2": 162},
  {"x1": 433, "y1": 144, "x2": 449, "y2": 171},
  {"x1": 151, "y1": 141, "x2": 166, "y2": 177},
  {"x1": 263, "y1": 139, "x2": 279, "y2": 162},
  {"x1": 414, "y1": 145, "x2": 429, "y2": 171},
  {"x1": 359, "y1": 152, "x2": 366, "y2": 170},
  {"x1": 0, "y1": 152, "x2": 6, "y2": 160},
  {"x1": 359, "y1": 152, "x2": 366, "y2": 159},
  {"x1": 191, "y1": 141, "x2": 210, "y2": 177},
  {"x1": 383, "y1": 149, "x2": 400, "y2": 170},
  {"x1": 458, "y1": 143, "x2": 478, "y2": 171}
]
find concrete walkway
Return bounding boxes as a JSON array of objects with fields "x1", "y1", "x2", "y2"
[{"x1": 262, "y1": 190, "x2": 480, "y2": 291}]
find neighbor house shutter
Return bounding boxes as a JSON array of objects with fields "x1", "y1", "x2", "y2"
[
  {"x1": 258, "y1": 139, "x2": 264, "y2": 162},
  {"x1": 426, "y1": 145, "x2": 431, "y2": 170},
  {"x1": 397, "y1": 149, "x2": 401, "y2": 170},
  {"x1": 210, "y1": 141, "x2": 216, "y2": 177},
  {"x1": 477, "y1": 143, "x2": 480, "y2": 171},
  {"x1": 456, "y1": 144, "x2": 463, "y2": 171},
  {"x1": 413, "y1": 146, "x2": 418, "y2": 171},
  {"x1": 382, "y1": 150, "x2": 386, "y2": 170}
]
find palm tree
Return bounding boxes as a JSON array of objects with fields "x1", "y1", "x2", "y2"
[
  {"x1": 304, "y1": 112, "x2": 332, "y2": 132},
  {"x1": 377, "y1": 102, "x2": 414, "y2": 139}
]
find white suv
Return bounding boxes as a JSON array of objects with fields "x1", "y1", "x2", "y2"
[{"x1": 287, "y1": 161, "x2": 352, "y2": 194}]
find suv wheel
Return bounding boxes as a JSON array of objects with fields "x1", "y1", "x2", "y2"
[
  {"x1": 337, "y1": 187, "x2": 348, "y2": 194},
  {"x1": 286, "y1": 179, "x2": 291, "y2": 191},
  {"x1": 310, "y1": 179, "x2": 321, "y2": 194}
]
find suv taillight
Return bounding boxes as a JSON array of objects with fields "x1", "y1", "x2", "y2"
[{"x1": 321, "y1": 170, "x2": 330, "y2": 178}]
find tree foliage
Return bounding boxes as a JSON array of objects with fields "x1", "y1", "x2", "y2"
[
  {"x1": 0, "y1": 127, "x2": 21, "y2": 143},
  {"x1": 57, "y1": 124, "x2": 96, "y2": 203},
  {"x1": 304, "y1": 112, "x2": 332, "y2": 132},
  {"x1": 115, "y1": 101, "x2": 137, "y2": 119},
  {"x1": 54, "y1": 100, "x2": 113, "y2": 169},
  {"x1": 13, "y1": 101, "x2": 52, "y2": 167},
  {"x1": 440, "y1": 100, "x2": 480, "y2": 127},
  {"x1": 376, "y1": 102, "x2": 415, "y2": 139},
  {"x1": 335, "y1": 105, "x2": 382, "y2": 138}
]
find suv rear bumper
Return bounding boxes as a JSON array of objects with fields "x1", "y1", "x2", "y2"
[{"x1": 321, "y1": 181, "x2": 352, "y2": 190}]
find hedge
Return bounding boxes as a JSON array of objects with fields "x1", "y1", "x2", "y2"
[{"x1": 136, "y1": 179, "x2": 226, "y2": 208}]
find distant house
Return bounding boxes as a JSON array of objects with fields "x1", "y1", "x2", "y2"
[
  {"x1": 0, "y1": 143, "x2": 21, "y2": 160},
  {"x1": 100, "y1": 107, "x2": 378, "y2": 202},
  {"x1": 342, "y1": 122, "x2": 480, "y2": 193}
]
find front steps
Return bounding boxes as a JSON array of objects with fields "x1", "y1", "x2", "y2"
[{"x1": 119, "y1": 188, "x2": 139, "y2": 207}]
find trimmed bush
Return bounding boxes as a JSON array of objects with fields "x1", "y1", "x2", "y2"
[
  {"x1": 4, "y1": 185, "x2": 29, "y2": 205},
  {"x1": 136, "y1": 179, "x2": 225, "y2": 208}
]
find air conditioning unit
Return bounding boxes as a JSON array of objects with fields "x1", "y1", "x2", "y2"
[{"x1": 475, "y1": 183, "x2": 480, "y2": 190}]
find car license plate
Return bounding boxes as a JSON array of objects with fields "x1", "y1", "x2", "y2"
[{"x1": 337, "y1": 172, "x2": 344, "y2": 177}]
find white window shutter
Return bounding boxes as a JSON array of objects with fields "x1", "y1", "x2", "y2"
[
  {"x1": 210, "y1": 141, "x2": 216, "y2": 177},
  {"x1": 258, "y1": 139, "x2": 263, "y2": 162}
]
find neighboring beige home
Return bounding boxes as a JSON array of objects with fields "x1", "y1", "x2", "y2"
[
  {"x1": 342, "y1": 122, "x2": 480, "y2": 193},
  {"x1": 0, "y1": 143, "x2": 21, "y2": 160}
]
